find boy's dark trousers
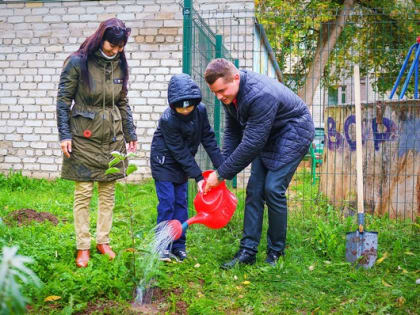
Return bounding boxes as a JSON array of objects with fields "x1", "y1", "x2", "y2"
[
  {"x1": 155, "y1": 181, "x2": 188, "y2": 250},
  {"x1": 239, "y1": 154, "x2": 304, "y2": 255}
]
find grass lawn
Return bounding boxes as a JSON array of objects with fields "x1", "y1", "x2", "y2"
[{"x1": 0, "y1": 171, "x2": 419, "y2": 314}]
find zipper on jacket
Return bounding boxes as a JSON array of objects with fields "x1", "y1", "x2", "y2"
[
  {"x1": 111, "y1": 60, "x2": 116, "y2": 143},
  {"x1": 102, "y1": 63, "x2": 106, "y2": 149}
]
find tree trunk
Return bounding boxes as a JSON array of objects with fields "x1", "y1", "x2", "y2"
[{"x1": 298, "y1": 0, "x2": 355, "y2": 109}]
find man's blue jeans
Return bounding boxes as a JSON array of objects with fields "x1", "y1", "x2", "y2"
[
  {"x1": 155, "y1": 181, "x2": 188, "y2": 250},
  {"x1": 240, "y1": 155, "x2": 304, "y2": 254}
]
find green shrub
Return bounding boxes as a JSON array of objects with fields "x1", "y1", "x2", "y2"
[
  {"x1": 0, "y1": 171, "x2": 48, "y2": 191},
  {"x1": 0, "y1": 246, "x2": 41, "y2": 315}
]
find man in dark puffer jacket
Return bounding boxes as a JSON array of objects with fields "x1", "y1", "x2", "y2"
[
  {"x1": 204, "y1": 59, "x2": 314, "y2": 268},
  {"x1": 151, "y1": 73, "x2": 224, "y2": 262}
]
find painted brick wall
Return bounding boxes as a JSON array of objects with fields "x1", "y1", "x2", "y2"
[{"x1": 0, "y1": 0, "x2": 254, "y2": 182}]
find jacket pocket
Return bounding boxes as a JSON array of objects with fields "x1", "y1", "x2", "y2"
[
  {"x1": 70, "y1": 109, "x2": 98, "y2": 139},
  {"x1": 73, "y1": 110, "x2": 95, "y2": 120}
]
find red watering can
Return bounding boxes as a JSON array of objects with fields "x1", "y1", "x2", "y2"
[{"x1": 168, "y1": 170, "x2": 238, "y2": 240}]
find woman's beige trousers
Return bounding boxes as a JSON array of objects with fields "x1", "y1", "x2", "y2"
[{"x1": 73, "y1": 181, "x2": 115, "y2": 250}]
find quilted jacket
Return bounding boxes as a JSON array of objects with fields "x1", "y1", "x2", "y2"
[
  {"x1": 150, "y1": 74, "x2": 223, "y2": 183},
  {"x1": 217, "y1": 70, "x2": 314, "y2": 180}
]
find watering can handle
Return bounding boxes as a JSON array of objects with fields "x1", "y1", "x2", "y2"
[{"x1": 354, "y1": 64, "x2": 365, "y2": 232}]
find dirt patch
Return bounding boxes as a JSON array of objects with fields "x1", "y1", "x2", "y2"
[
  {"x1": 28, "y1": 288, "x2": 187, "y2": 314},
  {"x1": 131, "y1": 287, "x2": 187, "y2": 315},
  {"x1": 74, "y1": 300, "x2": 133, "y2": 315},
  {"x1": 4, "y1": 208, "x2": 59, "y2": 226}
]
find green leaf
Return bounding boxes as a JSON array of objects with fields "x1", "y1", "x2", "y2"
[
  {"x1": 105, "y1": 167, "x2": 120, "y2": 175},
  {"x1": 108, "y1": 158, "x2": 121, "y2": 168},
  {"x1": 132, "y1": 190, "x2": 148, "y2": 197},
  {"x1": 126, "y1": 152, "x2": 137, "y2": 159},
  {"x1": 113, "y1": 205, "x2": 129, "y2": 212},
  {"x1": 126, "y1": 164, "x2": 138, "y2": 176},
  {"x1": 111, "y1": 151, "x2": 125, "y2": 159}
]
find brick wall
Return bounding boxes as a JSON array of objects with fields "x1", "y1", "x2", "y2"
[{"x1": 0, "y1": 0, "x2": 254, "y2": 182}]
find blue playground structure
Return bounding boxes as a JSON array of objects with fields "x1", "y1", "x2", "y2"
[{"x1": 389, "y1": 36, "x2": 420, "y2": 100}]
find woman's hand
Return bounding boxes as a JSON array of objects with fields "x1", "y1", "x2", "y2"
[
  {"x1": 127, "y1": 140, "x2": 137, "y2": 153},
  {"x1": 60, "y1": 140, "x2": 72, "y2": 158}
]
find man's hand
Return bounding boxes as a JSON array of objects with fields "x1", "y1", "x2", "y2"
[
  {"x1": 60, "y1": 140, "x2": 72, "y2": 158},
  {"x1": 197, "y1": 179, "x2": 205, "y2": 193},
  {"x1": 127, "y1": 140, "x2": 137, "y2": 153},
  {"x1": 204, "y1": 171, "x2": 221, "y2": 193}
]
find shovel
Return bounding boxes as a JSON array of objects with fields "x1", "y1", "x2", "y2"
[{"x1": 345, "y1": 64, "x2": 378, "y2": 269}]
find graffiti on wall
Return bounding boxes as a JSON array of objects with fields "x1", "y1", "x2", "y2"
[
  {"x1": 327, "y1": 114, "x2": 420, "y2": 156},
  {"x1": 398, "y1": 118, "x2": 420, "y2": 156},
  {"x1": 327, "y1": 115, "x2": 397, "y2": 152}
]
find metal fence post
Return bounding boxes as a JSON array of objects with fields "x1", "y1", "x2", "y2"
[
  {"x1": 183, "y1": 0, "x2": 193, "y2": 75},
  {"x1": 213, "y1": 35, "x2": 223, "y2": 145},
  {"x1": 183, "y1": 0, "x2": 193, "y2": 208},
  {"x1": 232, "y1": 58, "x2": 240, "y2": 189}
]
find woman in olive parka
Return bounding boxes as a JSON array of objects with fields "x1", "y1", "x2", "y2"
[{"x1": 56, "y1": 18, "x2": 137, "y2": 268}]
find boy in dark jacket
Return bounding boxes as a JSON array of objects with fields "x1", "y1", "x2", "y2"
[
  {"x1": 150, "y1": 73, "x2": 224, "y2": 261},
  {"x1": 204, "y1": 58, "x2": 315, "y2": 268}
]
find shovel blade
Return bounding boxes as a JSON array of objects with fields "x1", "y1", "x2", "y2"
[{"x1": 345, "y1": 230, "x2": 378, "y2": 269}]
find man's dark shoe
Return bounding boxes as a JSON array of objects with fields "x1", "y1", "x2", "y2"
[
  {"x1": 172, "y1": 248, "x2": 187, "y2": 261},
  {"x1": 265, "y1": 250, "x2": 284, "y2": 266},
  {"x1": 221, "y1": 249, "x2": 256, "y2": 270}
]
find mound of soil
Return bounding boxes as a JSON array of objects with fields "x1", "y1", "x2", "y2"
[{"x1": 5, "y1": 208, "x2": 59, "y2": 226}]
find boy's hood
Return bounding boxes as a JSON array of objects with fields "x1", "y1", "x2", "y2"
[{"x1": 167, "y1": 73, "x2": 202, "y2": 106}]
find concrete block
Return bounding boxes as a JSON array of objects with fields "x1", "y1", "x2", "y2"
[
  {"x1": 80, "y1": 15, "x2": 98, "y2": 21},
  {"x1": 68, "y1": 7, "x2": 86, "y2": 14},
  {"x1": 23, "y1": 134, "x2": 40, "y2": 141},
  {"x1": 41, "y1": 164, "x2": 58, "y2": 171},
  {"x1": 1, "y1": 98, "x2": 17, "y2": 105},
  {"x1": 34, "y1": 127, "x2": 53, "y2": 134},
  {"x1": 106, "y1": 5, "x2": 124, "y2": 13},
  {"x1": 125, "y1": 5, "x2": 144, "y2": 13},
  {"x1": 43, "y1": 15, "x2": 61, "y2": 22},
  {"x1": 8, "y1": 16, "x2": 25, "y2": 23},
  {"x1": 30, "y1": 142, "x2": 48, "y2": 149}
]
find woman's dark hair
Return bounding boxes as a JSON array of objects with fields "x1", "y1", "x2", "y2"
[{"x1": 69, "y1": 18, "x2": 131, "y2": 92}]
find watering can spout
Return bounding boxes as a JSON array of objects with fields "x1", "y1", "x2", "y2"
[
  {"x1": 167, "y1": 220, "x2": 189, "y2": 241},
  {"x1": 186, "y1": 213, "x2": 206, "y2": 226},
  {"x1": 182, "y1": 221, "x2": 189, "y2": 232}
]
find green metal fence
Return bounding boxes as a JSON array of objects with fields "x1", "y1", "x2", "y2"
[
  {"x1": 182, "y1": 0, "x2": 238, "y2": 193},
  {"x1": 183, "y1": 1, "x2": 419, "y2": 222}
]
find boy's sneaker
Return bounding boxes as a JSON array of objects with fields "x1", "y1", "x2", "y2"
[
  {"x1": 172, "y1": 248, "x2": 187, "y2": 261},
  {"x1": 159, "y1": 250, "x2": 175, "y2": 262}
]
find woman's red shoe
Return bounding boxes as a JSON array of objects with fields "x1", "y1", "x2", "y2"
[
  {"x1": 96, "y1": 244, "x2": 116, "y2": 260},
  {"x1": 76, "y1": 250, "x2": 90, "y2": 268}
]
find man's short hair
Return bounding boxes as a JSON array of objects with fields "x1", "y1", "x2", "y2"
[{"x1": 204, "y1": 58, "x2": 237, "y2": 84}]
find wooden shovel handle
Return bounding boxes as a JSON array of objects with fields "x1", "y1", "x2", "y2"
[{"x1": 354, "y1": 64, "x2": 364, "y2": 216}]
